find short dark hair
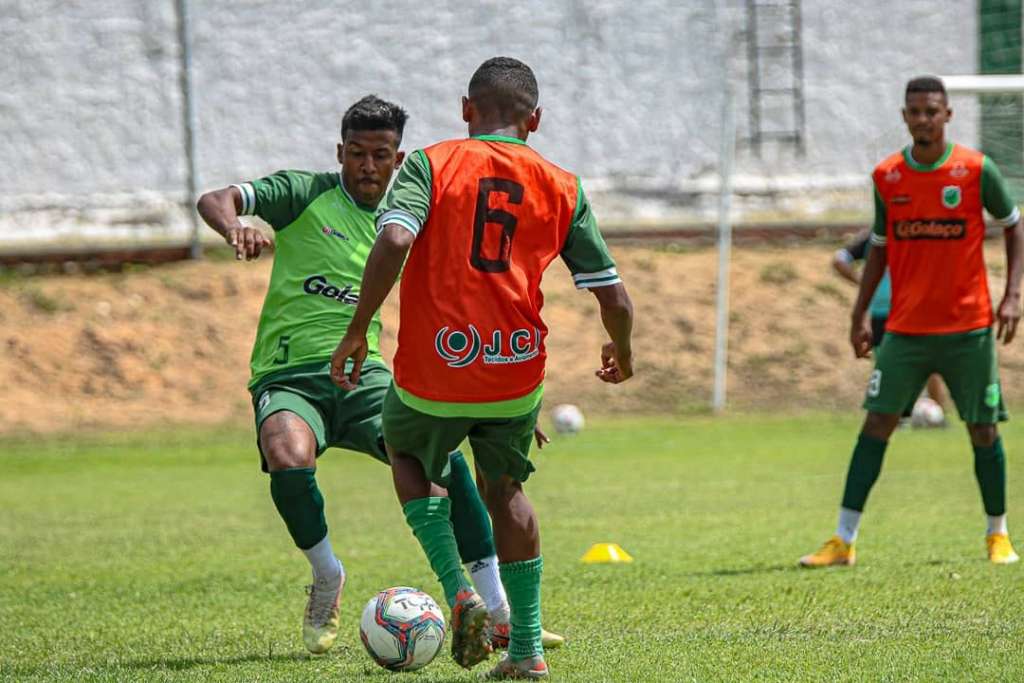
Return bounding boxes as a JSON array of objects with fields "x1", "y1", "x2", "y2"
[
  {"x1": 468, "y1": 57, "x2": 539, "y2": 124},
  {"x1": 341, "y1": 95, "x2": 408, "y2": 143},
  {"x1": 905, "y1": 76, "x2": 947, "y2": 102}
]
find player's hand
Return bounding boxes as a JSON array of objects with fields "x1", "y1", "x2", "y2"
[
  {"x1": 850, "y1": 315, "x2": 873, "y2": 359},
  {"x1": 533, "y1": 425, "x2": 550, "y2": 450},
  {"x1": 330, "y1": 333, "x2": 368, "y2": 390},
  {"x1": 997, "y1": 293, "x2": 1022, "y2": 345},
  {"x1": 595, "y1": 342, "x2": 633, "y2": 383},
  {"x1": 225, "y1": 224, "x2": 272, "y2": 261}
]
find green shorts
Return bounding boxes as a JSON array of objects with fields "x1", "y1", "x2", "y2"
[
  {"x1": 381, "y1": 384, "x2": 540, "y2": 486},
  {"x1": 249, "y1": 360, "x2": 392, "y2": 471},
  {"x1": 863, "y1": 327, "x2": 1007, "y2": 424}
]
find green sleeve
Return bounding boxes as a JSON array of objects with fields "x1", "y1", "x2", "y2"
[
  {"x1": 981, "y1": 156, "x2": 1021, "y2": 226},
  {"x1": 871, "y1": 182, "x2": 887, "y2": 245},
  {"x1": 376, "y1": 149, "x2": 432, "y2": 236},
  {"x1": 561, "y1": 180, "x2": 621, "y2": 289},
  {"x1": 236, "y1": 170, "x2": 334, "y2": 231}
]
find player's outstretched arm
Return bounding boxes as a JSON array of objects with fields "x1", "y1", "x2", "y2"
[
  {"x1": 998, "y1": 219, "x2": 1024, "y2": 344},
  {"x1": 196, "y1": 187, "x2": 272, "y2": 261},
  {"x1": 590, "y1": 283, "x2": 634, "y2": 383},
  {"x1": 832, "y1": 251, "x2": 860, "y2": 285},
  {"x1": 833, "y1": 229, "x2": 870, "y2": 285},
  {"x1": 849, "y1": 245, "x2": 886, "y2": 358},
  {"x1": 330, "y1": 224, "x2": 414, "y2": 390}
]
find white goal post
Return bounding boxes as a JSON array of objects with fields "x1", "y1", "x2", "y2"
[{"x1": 939, "y1": 74, "x2": 1024, "y2": 94}]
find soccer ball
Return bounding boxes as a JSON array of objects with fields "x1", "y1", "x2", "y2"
[
  {"x1": 911, "y1": 397, "x2": 946, "y2": 429},
  {"x1": 359, "y1": 587, "x2": 446, "y2": 672},
  {"x1": 551, "y1": 403, "x2": 585, "y2": 434}
]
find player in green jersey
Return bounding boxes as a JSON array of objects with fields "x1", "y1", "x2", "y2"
[{"x1": 196, "y1": 95, "x2": 562, "y2": 655}]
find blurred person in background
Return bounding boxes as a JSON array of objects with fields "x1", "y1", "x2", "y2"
[{"x1": 833, "y1": 228, "x2": 948, "y2": 426}]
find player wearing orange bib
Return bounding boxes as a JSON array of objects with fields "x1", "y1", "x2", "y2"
[
  {"x1": 331, "y1": 57, "x2": 634, "y2": 679},
  {"x1": 801, "y1": 76, "x2": 1024, "y2": 568}
]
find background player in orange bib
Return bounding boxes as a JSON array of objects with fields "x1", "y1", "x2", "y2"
[
  {"x1": 801, "y1": 76, "x2": 1024, "y2": 568},
  {"x1": 331, "y1": 57, "x2": 634, "y2": 679}
]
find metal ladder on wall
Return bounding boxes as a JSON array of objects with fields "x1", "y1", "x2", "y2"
[{"x1": 746, "y1": 0, "x2": 805, "y2": 156}]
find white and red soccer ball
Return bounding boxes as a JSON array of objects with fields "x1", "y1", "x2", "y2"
[{"x1": 359, "y1": 587, "x2": 446, "y2": 672}]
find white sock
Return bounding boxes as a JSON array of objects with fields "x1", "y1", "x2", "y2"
[
  {"x1": 465, "y1": 556, "x2": 509, "y2": 622},
  {"x1": 303, "y1": 536, "x2": 343, "y2": 583},
  {"x1": 835, "y1": 507, "x2": 862, "y2": 544},
  {"x1": 988, "y1": 514, "x2": 1008, "y2": 536}
]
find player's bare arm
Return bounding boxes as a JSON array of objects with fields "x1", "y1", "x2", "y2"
[
  {"x1": 849, "y1": 245, "x2": 887, "y2": 358},
  {"x1": 196, "y1": 186, "x2": 272, "y2": 261},
  {"x1": 832, "y1": 253, "x2": 860, "y2": 285},
  {"x1": 590, "y1": 282, "x2": 634, "y2": 383},
  {"x1": 998, "y1": 218, "x2": 1024, "y2": 344},
  {"x1": 330, "y1": 224, "x2": 414, "y2": 389},
  {"x1": 832, "y1": 230, "x2": 871, "y2": 286}
]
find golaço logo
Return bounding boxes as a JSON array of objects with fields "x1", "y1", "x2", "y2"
[
  {"x1": 303, "y1": 274, "x2": 358, "y2": 304},
  {"x1": 893, "y1": 219, "x2": 966, "y2": 240},
  {"x1": 321, "y1": 225, "x2": 349, "y2": 241},
  {"x1": 435, "y1": 325, "x2": 542, "y2": 368}
]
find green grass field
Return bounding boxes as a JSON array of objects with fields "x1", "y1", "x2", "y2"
[{"x1": 2, "y1": 414, "x2": 1024, "y2": 682}]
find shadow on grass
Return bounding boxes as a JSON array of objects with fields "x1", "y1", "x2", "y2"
[
  {"x1": 123, "y1": 652, "x2": 470, "y2": 681},
  {"x1": 0, "y1": 654, "x2": 303, "y2": 679},
  {"x1": 122, "y1": 651, "x2": 311, "y2": 671},
  {"x1": 4, "y1": 653, "x2": 471, "y2": 681},
  {"x1": 686, "y1": 563, "x2": 797, "y2": 578}
]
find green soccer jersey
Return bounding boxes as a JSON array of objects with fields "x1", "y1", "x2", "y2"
[{"x1": 236, "y1": 170, "x2": 384, "y2": 387}]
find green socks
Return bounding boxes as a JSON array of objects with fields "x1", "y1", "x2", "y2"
[
  {"x1": 841, "y1": 431, "x2": 1007, "y2": 519},
  {"x1": 841, "y1": 433, "x2": 888, "y2": 512},
  {"x1": 269, "y1": 467, "x2": 327, "y2": 550},
  {"x1": 403, "y1": 497, "x2": 472, "y2": 608},
  {"x1": 974, "y1": 437, "x2": 1007, "y2": 516},
  {"x1": 501, "y1": 557, "x2": 544, "y2": 660},
  {"x1": 447, "y1": 451, "x2": 498, "y2": 563}
]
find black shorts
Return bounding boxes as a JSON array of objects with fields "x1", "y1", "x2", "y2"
[{"x1": 870, "y1": 316, "x2": 887, "y2": 349}]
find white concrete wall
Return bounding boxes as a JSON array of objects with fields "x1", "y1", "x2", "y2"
[{"x1": 0, "y1": 0, "x2": 985, "y2": 245}]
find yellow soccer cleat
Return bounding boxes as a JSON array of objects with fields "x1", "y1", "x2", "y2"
[
  {"x1": 302, "y1": 572, "x2": 345, "y2": 654},
  {"x1": 798, "y1": 535, "x2": 856, "y2": 568},
  {"x1": 491, "y1": 623, "x2": 565, "y2": 650},
  {"x1": 540, "y1": 628, "x2": 565, "y2": 649},
  {"x1": 987, "y1": 533, "x2": 1020, "y2": 565}
]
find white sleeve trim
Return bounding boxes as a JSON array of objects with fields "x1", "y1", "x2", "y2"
[
  {"x1": 376, "y1": 208, "x2": 422, "y2": 237},
  {"x1": 232, "y1": 183, "x2": 256, "y2": 216},
  {"x1": 869, "y1": 232, "x2": 887, "y2": 247},
  {"x1": 834, "y1": 249, "x2": 854, "y2": 265},
  {"x1": 994, "y1": 206, "x2": 1021, "y2": 228},
  {"x1": 572, "y1": 267, "x2": 622, "y2": 289}
]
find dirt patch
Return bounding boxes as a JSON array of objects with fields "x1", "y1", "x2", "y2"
[{"x1": 1, "y1": 243, "x2": 1020, "y2": 435}]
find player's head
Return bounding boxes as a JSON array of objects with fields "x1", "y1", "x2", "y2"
[
  {"x1": 462, "y1": 57, "x2": 542, "y2": 138},
  {"x1": 902, "y1": 76, "x2": 951, "y2": 145},
  {"x1": 337, "y1": 95, "x2": 408, "y2": 206}
]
